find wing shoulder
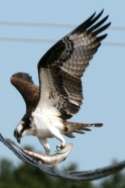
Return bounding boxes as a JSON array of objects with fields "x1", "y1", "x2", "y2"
[{"x1": 11, "y1": 72, "x2": 39, "y2": 112}]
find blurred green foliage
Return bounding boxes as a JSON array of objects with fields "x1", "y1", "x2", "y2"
[{"x1": 0, "y1": 158, "x2": 125, "y2": 188}]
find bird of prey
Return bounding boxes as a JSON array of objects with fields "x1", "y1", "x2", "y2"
[
  {"x1": 11, "y1": 10, "x2": 110, "y2": 155},
  {"x1": 11, "y1": 72, "x2": 102, "y2": 154}
]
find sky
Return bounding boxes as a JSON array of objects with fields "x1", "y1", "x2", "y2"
[{"x1": 0, "y1": 0, "x2": 125, "y2": 171}]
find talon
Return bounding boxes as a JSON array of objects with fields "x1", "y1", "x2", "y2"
[
  {"x1": 56, "y1": 144, "x2": 65, "y2": 152},
  {"x1": 60, "y1": 145, "x2": 65, "y2": 150}
]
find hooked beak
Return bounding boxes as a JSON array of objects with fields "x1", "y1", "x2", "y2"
[{"x1": 14, "y1": 129, "x2": 22, "y2": 144}]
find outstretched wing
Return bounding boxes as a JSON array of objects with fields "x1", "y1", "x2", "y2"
[
  {"x1": 10, "y1": 72, "x2": 39, "y2": 113},
  {"x1": 37, "y1": 10, "x2": 111, "y2": 119}
]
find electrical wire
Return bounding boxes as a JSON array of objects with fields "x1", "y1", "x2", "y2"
[
  {"x1": 0, "y1": 36, "x2": 124, "y2": 47},
  {"x1": 0, "y1": 20, "x2": 124, "y2": 47},
  {"x1": 0, "y1": 20, "x2": 124, "y2": 32}
]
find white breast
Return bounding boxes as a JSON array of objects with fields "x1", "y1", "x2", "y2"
[
  {"x1": 31, "y1": 68, "x2": 64, "y2": 139},
  {"x1": 31, "y1": 105, "x2": 63, "y2": 139}
]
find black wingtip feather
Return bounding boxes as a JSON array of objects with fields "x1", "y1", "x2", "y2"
[
  {"x1": 71, "y1": 9, "x2": 111, "y2": 35},
  {"x1": 90, "y1": 9, "x2": 104, "y2": 24},
  {"x1": 88, "y1": 15, "x2": 109, "y2": 33},
  {"x1": 83, "y1": 10, "x2": 105, "y2": 31},
  {"x1": 94, "y1": 22, "x2": 111, "y2": 35},
  {"x1": 97, "y1": 34, "x2": 108, "y2": 41},
  {"x1": 71, "y1": 11, "x2": 97, "y2": 34}
]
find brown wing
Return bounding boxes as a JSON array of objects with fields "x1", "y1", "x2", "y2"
[
  {"x1": 37, "y1": 10, "x2": 111, "y2": 119},
  {"x1": 10, "y1": 72, "x2": 39, "y2": 113}
]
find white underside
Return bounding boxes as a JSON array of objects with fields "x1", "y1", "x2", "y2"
[
  {"x1": 31, "y1": 106, "x2": 64, "y2": 140},
  {"x1": 30, "y1": 69, "x2": 64, "y2": 140},
  {"x1": 27, "y1": 69, "x2": 66, "y2": 152}
]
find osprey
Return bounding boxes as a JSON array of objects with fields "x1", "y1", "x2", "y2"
[{"x1": 11, "y1": 10, "x2": 110, "y2": 154}]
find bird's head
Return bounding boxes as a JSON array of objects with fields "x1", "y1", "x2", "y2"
[{"x1": 14, "y1": 115, "x2": 32, "y2": 143}]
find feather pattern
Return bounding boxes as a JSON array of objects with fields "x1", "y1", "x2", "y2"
[
  {"x1": 11, "y1": 73, "x2": 103, "y2": 137},
  {"x1": 37, "y1": 10, "x2": 111, "y2": 119}
]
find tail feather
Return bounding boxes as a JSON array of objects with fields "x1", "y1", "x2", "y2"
[{"x1": 64, "y1": 121, "x2": 103, "y2": 138}]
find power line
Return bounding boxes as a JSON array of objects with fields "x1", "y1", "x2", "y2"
[
  {"x1": 0, "y1": 21, "x2": 71, "y2": 28},
  {"x1": 0, "y1": 36, "x2": 125, "y2": 47},
  {"x1": 105, "y1": 41, "x2": 125, "y2": 47},
  {"x1": 0, "y1": 20, "x2": 124, "y2": 32},
  {"x1": 111, "y1": 26, "x2": 125, "y2": 32},
  {"x1": 0, "y1": 37, "x2": 55, "y2": 44}
]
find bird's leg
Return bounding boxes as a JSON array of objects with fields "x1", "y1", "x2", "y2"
[
  {"x1": 39, "y1": 138, "x2": 50, "y2": 155},
  {"x1": 48, "y1": 126, "x2": 66, "y2": 152}
]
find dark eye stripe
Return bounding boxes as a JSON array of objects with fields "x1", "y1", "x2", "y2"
[{"x1": 21, "y1": 117, "x2": 31, "y2": 133}]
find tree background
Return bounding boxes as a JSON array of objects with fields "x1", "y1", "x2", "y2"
[
  {"x1": 0, "y1": 158, "x2": 125, "y2": 188},
  {"x1": 0, "y1": 1, "x2": 125, "y2": 187}
]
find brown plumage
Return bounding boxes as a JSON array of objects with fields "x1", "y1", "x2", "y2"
[
  {"x1": 11, "y1": 72, "x2": 102, "y2": 138},
  {"x1": 11, "y1": 73, "x2": 39, "y2": 114},
  {"x1": 37, "y1": 10, "x2": 110, "y2": 119},
  {"x1": 11, "y1": 10, "x2": 110, "y2": 154}
]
